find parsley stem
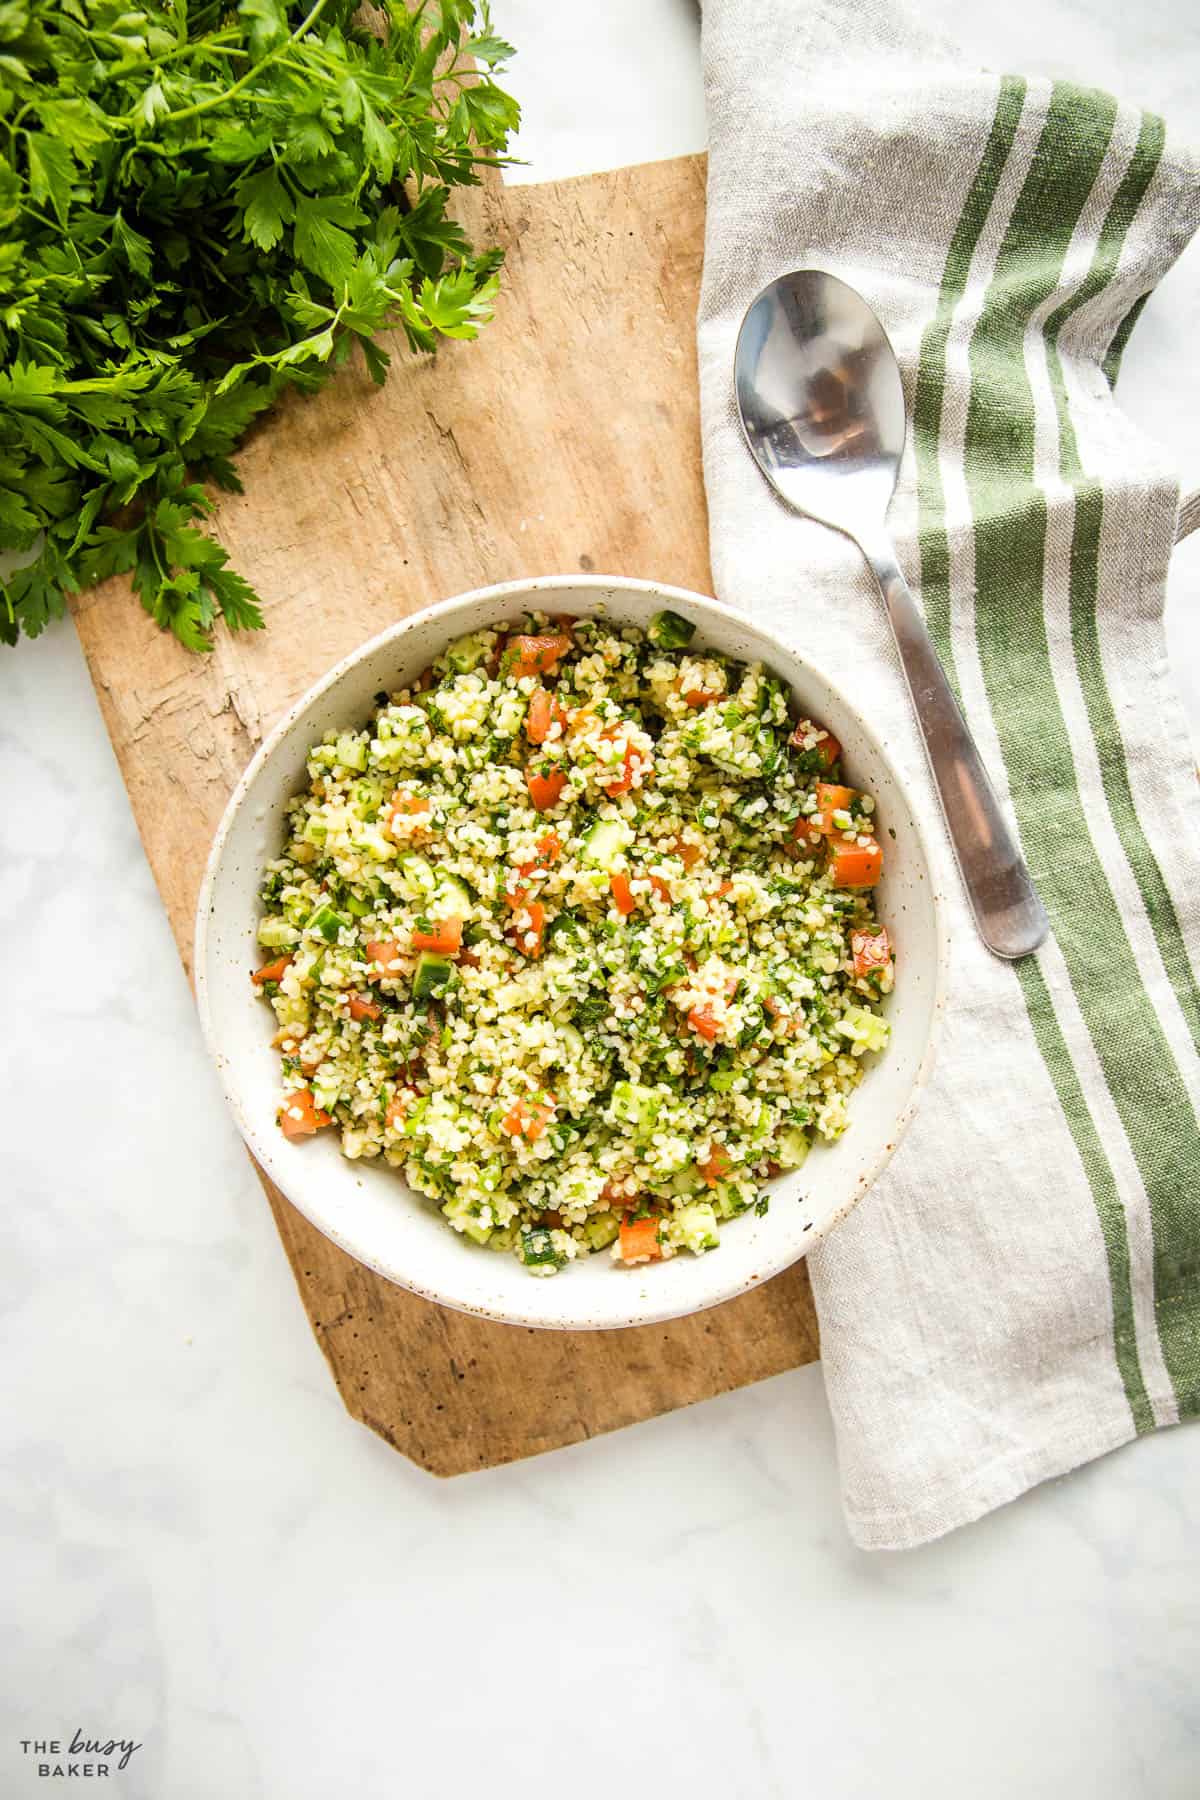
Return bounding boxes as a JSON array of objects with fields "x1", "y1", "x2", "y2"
[
  {"x1": 156, "y1": 0, "x2": 331, "y2": 127},
  {"x1": 107, "y1": 29, "x2": 246, "y2": 79},
  {"x1": 145, "y1": 525, "x2": 169, "y2": 586}
]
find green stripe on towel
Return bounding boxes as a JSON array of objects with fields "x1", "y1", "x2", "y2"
[
  {"x1": 913, "y1": 73, "x2": 1027, "y2": 656},
  {"x1": 962, "y1": 83, "x2": 1200, "y2": 1417},
  {"x1": 1039, "y1": 113, "x2": 1200, "y2": 1053},
  {"x1": 915, "y1": 79, "x2": 1156, "y2": 1431},
  {"x1": 1102, "y1": 290, "x2": 1151, "y2": 387}
]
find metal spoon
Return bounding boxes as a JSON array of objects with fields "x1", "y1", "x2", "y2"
[{"x1": 734, "y1": 267, "x2": 1049, "y2": 960}]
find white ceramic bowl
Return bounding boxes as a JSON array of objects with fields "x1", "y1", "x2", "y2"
[{"x1": 196, "y1": 575, "x2": 946, "y2": 1330}]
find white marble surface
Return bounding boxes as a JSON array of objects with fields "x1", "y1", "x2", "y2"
[{"x1": 3, "y1": 3, "x2": 1199, "y2": 1795}]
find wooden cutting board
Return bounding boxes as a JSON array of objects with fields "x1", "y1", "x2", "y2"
[{"x1": 71, "y1": 154, "x2": 820, "y2": 1476}]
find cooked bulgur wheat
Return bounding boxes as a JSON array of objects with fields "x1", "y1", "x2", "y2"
[{"x1": 254, "y1": 611, "x2": 894, "y2": 1275}]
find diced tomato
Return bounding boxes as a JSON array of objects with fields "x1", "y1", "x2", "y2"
[
  {"x1": 715, "y1": 880, "x2": 733, "y2": 898},
  {"x1": 251, "y1": 956, "x2": 292, "y2": 986},
  {"x1": 365, "y1": 939, "x2": 402, "y2": 974},
  {"x1": 508, "y1": 633, "x2": 572, "y2": 679},
  {"x1": 412, "y1": 916, "x2": 463, "y2": 956},
  {"x1": 812, "y1": 783, "x2": 858, "y2": 834},
  {"x1": 617, "y1": 1217, "x2": 663, "y2": 1264},
  {"x1": 384, "y1": 788, "x2": 433, "y2": 839},
  {"x1": 347, "y1": 991, "x2": 382, "y2": 1022},
  {"x1": 851, "y1": 926, "x2": 893, "y2": 981},
  {"x1": 385, "y1": 1088, "x2": 415, "y2": 1131},
  {"x1": 682, "y1": 688, "x2": 717, "y2": 708},
  {"x1": 610, "y1": 872, "x2": 636, "y2": 916},
  {"x1": 601, "y1": 748, "x2": 633, "y2": 796},
  {"x1": 788, "y1": 719, "x2": 842, "y2": 771},
  {"x1": 522, "y1": 1098, "x2": 554, "y2": 1141},
  {"x1": 501, "y1": 1095, "x2": 556, "y2": 1141},
  {"x1": 648, "y1": 874, "x2": 671, "y2": 904},
  {"x1": 278, "y1": 1087, "x2": 332, "y2": 1140},
  {"x1": 527, "y1": 688, "x2": 552, "y2": 744},
  {"x1": 600, "y1": 1180, "x2": 631, "y2": 1211},
  {"x1": 392, "y1": 789, "x2": 430, "y2": 816},
  {"x1": 598, "y1": 735, "x2": 649, "y2": 796},
  {"x1": 508, "y1": 831, "x2": 563, "y2": 907},
  {"x1": 527, "y1": 766, "x2": 566, "y2": 811},
  {"x1": 672, "y1": 837, "x2": 702, "y2": 869},
  {"x1": 698, "y1": 1146, "x2": 731, "y2": 1186},
  {"x1": 509, "y1": 900, "x2": 546, "y2": 957},
  {"x1": 828, "y1": 837, "x2": 883, "y2": 888},
  {"x1": 687, "y1": 1006, "x2": 722, "y2": 1042},
  {"x1": 526, "y1": 687, "x2": 568, "y2": 744}
]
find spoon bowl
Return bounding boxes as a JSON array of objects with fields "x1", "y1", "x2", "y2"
[
  {"x1": 735, "y1": 269, "x2": 906, "y2": 536},
  {"x1": 734, "y1": 268, "x2": 1049, "y2": 961}
]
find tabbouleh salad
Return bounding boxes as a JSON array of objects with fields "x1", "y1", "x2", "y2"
[{"x1": 252, "y1": 610, "x2": 895, "y2": 1275}]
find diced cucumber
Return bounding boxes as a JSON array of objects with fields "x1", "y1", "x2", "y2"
[
  {"x1": 609, "y1": 1079, "x2": 661, "y2": 1137},
  {"x1": 443, "y1": 1191, "x2": 492, "y2": 1245},
  {"x1": 712, "y1": 1177, "x2": 753, "y2": 1220},
  {"x1": 343, "y1": 891, "x2": 371, "y2": 919},
  {"x1": 397, "y1": 853, "x2": 436, "y2": 899},
  {"x1": 433, "y1": 871, "x2": 473, "y2": 915},
  {"x1": 311, "y1": 1069, "x2": 342, "y2": 1113},
  {"x1": 306, "y1": 903, "x2": 348, "y2": 943},
  {"x1": 756, "y1": 730, "x2": 783, "y2": 777},
  {"x1": 581, "y1": 818, "x2": 632, "y2": 870},
  {"x1": 647, "y1": 608, "x2": 696, "y2": 649},
  {"x1": 557, "y1": 1022, "x2": 585, "y2": 1063},
  {"x1": 372, "y1": 705, "x2": 431, "y2": 770},
  {"x1": 443, "y1": 630, "x2": 490, "y2": 674},
  {"x1": 582, "y1": 1212, "x2": 621, "y2": 1252},
  {"x1": 292, "y1": 943, "x2": 325, "y2": 982},
  {"x1": 519, "y1": 1225, "x2": 562, "y2": 1268},
  {"x1": 675, "y1": 1200, "x2": 720, "y2": 1253},
  {"x1": 838, "y1": 1006, "x2": 891, "y2": 1055},
  {"x1": 398, "y1": 859, "x2": 472, "y2": 916},
  {"x1": 413, "y1": 951, "x2": 453, "y2": 1001},
  {"x1": 348, "y1": 823, "x2": 397, "y2": 863},
  {"x1": 350, "y1": 777, "x2": 384, "y2": 819},
  {"x1": 777, "y1": 1125, "x2": 810, "y2": 1169},
  {"x1": 257, "y1": 916, "x2": 299, "y2": 949},
  {"x1": 334, "y1": 733, "x2": 367, "y2": 771},
  {"x1": 669, "y1": 1164, "x2": 705, "y2": 1198},
  {"x1": 301, "y1": 814, "x2": 327, "y2": 847}
]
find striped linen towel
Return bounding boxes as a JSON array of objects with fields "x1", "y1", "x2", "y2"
[{"x1": 698, "y1": 0, "x2": 1200, "y2": 1547}]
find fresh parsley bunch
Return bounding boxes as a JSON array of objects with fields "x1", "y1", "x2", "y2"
[{"x1": 0, "y1": 0, "x2": 519, "y2": 650}]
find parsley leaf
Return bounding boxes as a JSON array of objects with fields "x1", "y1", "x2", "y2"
[
  {"x1": 0, "y1": 0, "x2": 520, "y2": 653},
  {"x1": 236, "y1": 167, "x2": 294, "y2": 253}
]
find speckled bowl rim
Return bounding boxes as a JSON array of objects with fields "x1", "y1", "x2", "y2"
[{"x1": 195, "y1": 574, "x2": 949, "y2": 1331}]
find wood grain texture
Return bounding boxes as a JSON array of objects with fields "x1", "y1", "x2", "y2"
[{"x1": 71, "y1": 153, "x2": 821, "y2": 1477}]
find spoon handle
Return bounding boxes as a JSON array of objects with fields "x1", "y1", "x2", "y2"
[{"x1": 859, "y1": 529, "x2": 1049, "y2": 960}]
